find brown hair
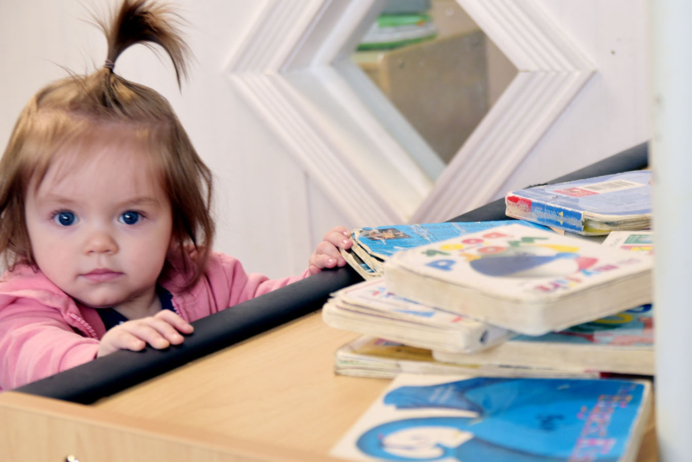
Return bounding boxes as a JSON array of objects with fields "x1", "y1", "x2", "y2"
[{"x1": 0, "y1": 0, "x2": 214, "y2": 287}]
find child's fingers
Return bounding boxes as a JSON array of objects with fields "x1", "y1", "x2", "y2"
[
  {"x1": 117, "y1": 319, "x2": 174, "y2": 349},
  {"x1": 311, "y1": 253, "x2": 344, "y2": 271},
  {"x1": 314, "y1": 242, "x2": 346, "y2": 266},
  {"x1": 317, "y1": 241, "x2": 343, "y2": 259},
  {"x1": 99, "y1": 329, "x2": 147, "y2": 357},
  {"x1": 139, "y1": 316, "x2": 189, "y2": 347},
  {"x1": 97, "y1": 313, "x2": 192, "y2": 357},
  {"x1": 331, "y1": 226, "x2": 351, "y2": 237},
  {"x1": 154, "y1": 309, "x2": 194, "y2": 335},
  {"x1": 322, "y1": 228, "x2": 353, "y2": 250}
]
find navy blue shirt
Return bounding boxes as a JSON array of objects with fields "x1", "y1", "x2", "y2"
[{"x1": 97, "y1": 286, "x2": 176, "y2": 331}]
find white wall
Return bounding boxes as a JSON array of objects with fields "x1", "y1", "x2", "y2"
[
  {"x1": 495, "y1": 0, "x2": 650, "y2": 197},
  {"x1": 0, "y1": 0, "x2": 650, "y2": 278}
]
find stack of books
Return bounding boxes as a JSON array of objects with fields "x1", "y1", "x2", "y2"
[
  {"x1": 326, "y1": 171, "x2": 654, "y2": 461},
  {"x1": 325, "y1": 171, "x2": 654, "y2": 380},
  {"x1": 357, "y1": 0, "x2": 438, "y2": 51}
]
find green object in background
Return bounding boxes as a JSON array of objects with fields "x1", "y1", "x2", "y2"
[
  {"x1": 376, "y1": 13, "x2": 432, "y2": 28},
  {"x1": 358, "y1": 14, "x2": 437, "y2": 51}
]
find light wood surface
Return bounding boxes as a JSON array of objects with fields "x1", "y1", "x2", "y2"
[
  {"x1": 96, "y1": 313, "x2": 385, "y2": 455},
  {"x1": 1, "y1": 312, "x2": 658, "y2": 461},
  {"x1": 0, "y1": 391, "x2": 335, "y2": 461}
]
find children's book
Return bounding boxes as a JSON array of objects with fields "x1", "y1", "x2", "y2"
[
  {"x1": 335, "y1": 336, "x2": 598, "y2": 379},
  {"x1": 602, "y1": 230, "x2": 654, "y2": 255},
  {"x1": 342, "y1": 248, "x2": 380, "y2": 281},
  {"x1": 331, "y1": 374, "x2": 652, "y2": 462},
  {"x1": 505, "y1": 170, "x2": 652, "y2": 235},
  {"x1": 323, "y1": 279, "x2": 511, "y2": 353},
  {"x1": 344, "y1": 220, "x2": 545, "y2": 278},
  {"x1": 384, "y1": 224, "x2": 653, "y2": 335},
  {"x1": 434, "y1": 304, "x2": 654, "y2": 375}
]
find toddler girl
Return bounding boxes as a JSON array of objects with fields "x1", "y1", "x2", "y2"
[{"x1": 0, "y1": 0, "x2": 352, "y2": 391}]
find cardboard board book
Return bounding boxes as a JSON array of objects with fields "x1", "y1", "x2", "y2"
[
  {"x1": 331, "y1": 374, "x2": 651, "y2": 461},
  {"x1": 384, "y1": 224, "x2": 652, "y2": 335},
  {"x1": 434, "y1": 304, "x2": 653, "y2": 375},
  {"x1": 505, "y1": 170, "x2": 651, "y2": 235},
  {"x1": 323, "y1": 279, "x2": 511, "y2": 353}
]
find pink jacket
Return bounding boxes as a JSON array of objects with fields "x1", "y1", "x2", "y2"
[{"x1": 0, "y1": 251, "x2": 309, "y2": 391}]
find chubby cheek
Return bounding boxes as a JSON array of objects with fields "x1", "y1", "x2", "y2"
[
  {"x1": 125, "y1": 233, "x2": 172, "y2": 279},
  {"x1": 33, "y1": 243, "x2": 77, "y2": 288},
  {"x1": 30, "y1": 234, "x2": 75, "y2": 272}
]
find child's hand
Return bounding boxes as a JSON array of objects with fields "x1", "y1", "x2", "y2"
[
  {"x1": 308, "y1": 226, "x2": 353, "y2": 275},
  {"x1": 97, "y1": 310, "x2": 194, "y2": 357}
]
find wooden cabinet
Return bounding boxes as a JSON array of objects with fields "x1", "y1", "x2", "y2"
[{"x1": 0, "y1": 313, "x2": 658, "y2": 461}]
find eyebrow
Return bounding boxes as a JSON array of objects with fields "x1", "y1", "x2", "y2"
[{"x1": 38, "y1": 194, "x2": 161, "y2": 208}]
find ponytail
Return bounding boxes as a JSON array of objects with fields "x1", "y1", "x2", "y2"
[{"x1": 97, "y1": 0, "x2": 189, "y2": 87}]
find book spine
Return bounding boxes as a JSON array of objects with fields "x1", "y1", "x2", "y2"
[{"x1": 506, "y1": 194, "x2": 584, "y2": 232}]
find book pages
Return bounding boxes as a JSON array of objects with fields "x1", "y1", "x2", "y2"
[{"x1": 434, "y1": 305, "x2": 654, "y2": 375}]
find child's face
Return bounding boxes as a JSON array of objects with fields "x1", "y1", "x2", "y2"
[{"x1": 24, "y1": 140, "x2": 173, "y2": 310}]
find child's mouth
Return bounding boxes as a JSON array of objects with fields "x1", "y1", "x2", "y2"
[{"x1": 81, "y1": 269, "x2": 123, "y2": 282}]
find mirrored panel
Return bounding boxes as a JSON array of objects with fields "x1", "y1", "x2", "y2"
[{"x1": 351, "y1": 0, "x2": 517, "y2": 170}]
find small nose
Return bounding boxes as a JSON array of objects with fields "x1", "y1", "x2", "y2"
[{"x1": 83, "y1": 229, "x2": 118, "y2": 255}]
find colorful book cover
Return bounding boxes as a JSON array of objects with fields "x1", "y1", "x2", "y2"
[
  {"x1": 385, "y1": 224, "x2": 653, "y2": 335},
  {"x1": 354, "y1": 220, "x2": 545, "y2": 261},
  {"x1": 331, "y1": 374, "x2": 651, "y2": 461},
  {"x1": 325, "y1": 279, "x2": 510, "y2": 352},
  {"x1": 505, "y1": 170, "x2": 652, "y2": 235},
  {"x1": 602, "y1": 231, "x2": 654, "y2": 255}
]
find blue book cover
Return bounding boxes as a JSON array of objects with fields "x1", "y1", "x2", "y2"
[
  {"x1": 353, "y1": 220, "x2": 545, "y2": 261},
  {"x1": 332, "y1": 374, "x2": 651, "y2": 461},
  {"x1": 505, "y1": 170, "x2": 651, "y2": 235}
]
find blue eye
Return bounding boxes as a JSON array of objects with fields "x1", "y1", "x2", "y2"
[
  {"x1": 119, "y1": 211, "x2": 141, "y2": 225},
  {"x1": 54, "y1": 211, "x2": 77, "y2": 226}
]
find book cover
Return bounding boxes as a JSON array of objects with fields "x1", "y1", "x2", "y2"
[
  {"x1": 336, "y1": 336, "x2": 598, "y2": 379},
  {"x1": 331, "y1": 374, "x2": 651, "y2": 461},
  {"x1": 354, "y1": 220, "x2": 542, "y2": 260},
  {"x1": 347, "y1": 220, "x2": 545, "y2": 276},
  {"x1": 434, "y1": 304, "x2": 654, "y2": 375},
  {"x1": 602, "y1": 231, "x2": 654, "y2": 255},
  {"x1": 323, "y1": 279, "x2": 511, "y2": 353},
  {"x1": 505, "y1": 170, "x2": 652, "y2": 235},
  {"x1": 385, "y1": 224, "x2": 653, "y2": 335}
]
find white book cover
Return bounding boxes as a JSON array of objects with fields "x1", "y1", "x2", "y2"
[
  {"x1": 331, "y1": 374, "x2": 651, "y2": 461},
  {"x1": 385, "y1": 224, "x2": 653, "y2": 335},
  {"x1": 324, "y1": 279, "x2": 511, "y2": 352}
]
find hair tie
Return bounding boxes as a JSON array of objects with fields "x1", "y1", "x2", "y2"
[{"x1": 104, "y1": 59, "x2": 115, "y2": 72}]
